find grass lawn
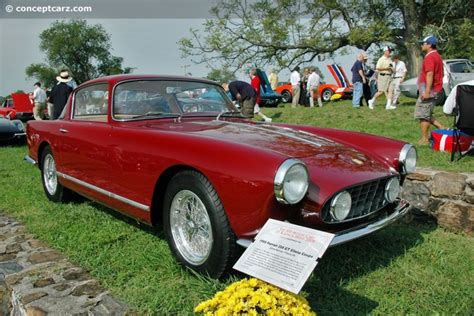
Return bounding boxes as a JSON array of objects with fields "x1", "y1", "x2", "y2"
[{"x1": 0, "y1": 99, "x2": 473, "y2": 314}]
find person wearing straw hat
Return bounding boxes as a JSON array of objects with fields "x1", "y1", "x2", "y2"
[{"x1": 49, "y1": 70, "x2": 73, "y2": 120}]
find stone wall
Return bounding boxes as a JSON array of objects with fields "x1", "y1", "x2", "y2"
[
  {"x1": 402, "y1": 168, "x2": 474, "y2": 235},
  {"x1": 0, "y1": 215, "x2": 128, "y2": 315}
]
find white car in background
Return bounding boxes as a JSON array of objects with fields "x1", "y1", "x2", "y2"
[{"x1": 400, "y1": 59, "x2": 474, "y2": 100}]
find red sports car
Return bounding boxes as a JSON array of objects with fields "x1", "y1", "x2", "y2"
[
  {"x1": 0, "y1": 93, "x2": 34, "y2": 121},
  {"x1": 275, "y1": 64, "x2": 353, "y2": 103},
  {"x1": 26, "y1": 75, "x2": 416, "y2": 278}
]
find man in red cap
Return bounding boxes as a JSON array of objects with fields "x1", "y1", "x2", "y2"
[{"x1": 414, "y1": 35, "x2": 445, "y2": 145}]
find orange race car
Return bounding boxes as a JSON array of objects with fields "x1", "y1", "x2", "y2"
[{"x1": 275, "y1": 64, "x2": 353, "y2": 103}]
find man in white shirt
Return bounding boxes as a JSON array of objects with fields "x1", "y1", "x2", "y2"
[
  {"x1": 391, "y1": 55, "x2": 407, "y2": 107},
  {"x1": 290, "y1": 66, "x2": 301, "y2": 108},
  {"x1": 368, "y1": 46, "x2": 395, "y2": 110},
  {"x1": 307, "y1": 67, "x2": 322, "y2": 107},
  {"x1": 443, "y1": 79, "x2": 474, "y2": 121},
  {"x1": 31, "y1": 82, "x2": 47, "y2": 120}
]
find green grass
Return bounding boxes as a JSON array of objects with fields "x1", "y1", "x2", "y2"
[
  {"x1": 0, "y1": 101, "x2": 473, "y2": 314},
  {"x1": 262, "y1": 95, "x2": 473, "y2": 172}
]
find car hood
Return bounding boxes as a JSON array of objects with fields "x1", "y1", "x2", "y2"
[
  {"x1": 0, "y1": 118, "x2": 24, "y2": 132},
  {"x1": 145, "y1": 119, "x2": 391, "y2": 170}
]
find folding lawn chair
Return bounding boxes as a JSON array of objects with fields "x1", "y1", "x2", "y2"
[{"x1": 451, "y1": 84, "x2": 474, "y2": 161}]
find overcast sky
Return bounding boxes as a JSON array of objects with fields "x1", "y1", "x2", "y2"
[{"x1": 0, "y1": 0, "x2": 361, "y2": 96}]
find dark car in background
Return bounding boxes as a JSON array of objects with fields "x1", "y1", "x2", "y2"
[{"x1": 0, "y1": 116, "x2": 25, "y2": 143}]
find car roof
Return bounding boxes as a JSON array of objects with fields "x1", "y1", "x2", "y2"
[
  {"x1": 78, "y1": 74, "x2": 219, "y2": 89},
  {"x1": 445, "y1": 59, "x2": 471, "y2": 64}
]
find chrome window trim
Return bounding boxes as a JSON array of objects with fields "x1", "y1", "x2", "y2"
[
  {"x1": 57, "y1": 172, "x2": 150, "y2": 212},
  {"x1": 71, "y1": 83, "x2": 109, "y2": 121},
  {"x1": 110, "y1": 78, "x2": 229, "y2": 122}
]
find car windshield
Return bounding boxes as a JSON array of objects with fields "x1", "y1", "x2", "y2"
[{"x1": 113, "y1": 80, "x2": 235, "y2": 120}]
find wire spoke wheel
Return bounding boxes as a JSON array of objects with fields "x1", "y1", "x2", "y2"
[
  {"x1": 43, "y1": 153, "x2": 58, "y2": 195},
  {"x1": 170, "y1": 190, "x2": 213, "y2": 265}
]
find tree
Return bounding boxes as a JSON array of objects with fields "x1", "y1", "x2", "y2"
[
  {"x1": 179, "y1": 0, "x2": 471, "y2": 78},
  {"x1": 25, "y1": 63, "x2": 58, "y2": 88},
  {"x1": 206, "y1": 68, "x2": 236, "y2": 83},
  {"x1": 26, "y1": 20, "x2": 132, "y2": 85}
]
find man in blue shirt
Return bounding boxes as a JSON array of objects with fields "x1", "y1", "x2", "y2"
[{"x1": 351, "y1": 53, "x2": 367, "y2": 108}]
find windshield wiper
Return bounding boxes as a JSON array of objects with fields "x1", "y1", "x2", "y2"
[
  {"x1": 216, "y1": 110, "x2": 243, "y2": 121},
  {"x1": 129, "y1": 111, "x2": 181, "y2": 120}
]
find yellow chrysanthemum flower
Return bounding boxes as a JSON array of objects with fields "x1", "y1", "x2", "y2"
[{"x1": 194, "y1": 278, "x2": 316, "y2": 315}]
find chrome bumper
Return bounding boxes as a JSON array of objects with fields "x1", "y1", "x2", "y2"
[
  {"x1": 236, "y1": 199, "x2": 410, "y2": 248},
  {"x1": 329, "y1": 199, "x2": 410, "y2": 246},
  {"x1": 24, "y1": 155, "x2": 37, "y2": 165}
]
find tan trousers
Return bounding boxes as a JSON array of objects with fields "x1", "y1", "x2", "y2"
[
  {"x1": 309, "y1": 86, "x2": 322, "y2": 107},
  {"x1": 33, "y1": 102, "x2": 46, "y2": 120},
  {"x1": 391, "y1": 78, "x2": 402, "y2": 105},
  {"x1": 291, "y1": 85, "x2": 300, "y2": 108}
]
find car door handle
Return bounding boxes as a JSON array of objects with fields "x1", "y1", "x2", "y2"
[{"x1": 59, "y1": 128, "x2": 69, "y2": 133}]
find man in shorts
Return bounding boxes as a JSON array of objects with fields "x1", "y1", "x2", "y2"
[
  {"x1": 414, "y1": 35, "x2": 446, "y2": 145},
  {"x1": 368, "y1": 46, "x2": 395, "y2": 110}
]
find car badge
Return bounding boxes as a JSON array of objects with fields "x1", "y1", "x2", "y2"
[{"x1": 352, "y1": 158, "x2": 364, "y2": 165}]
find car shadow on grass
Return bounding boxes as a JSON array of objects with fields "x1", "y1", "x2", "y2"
[
  {"x1": 83, "y1": 200, "x2": 167, "y2": 239},
  {"x1": 305, "y1": 219, "x2": 437, "y2": 315},
  {"x1": 79, "y1": 199, "x2": 436, "y2": 315}
]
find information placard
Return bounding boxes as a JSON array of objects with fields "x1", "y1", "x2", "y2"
[{"x1": 233, "y1": 219, "x2": 335, "y2": 294}]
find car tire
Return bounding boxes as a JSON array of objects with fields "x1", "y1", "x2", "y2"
[
  {"x1": 281, "y1": 90, "x2": 292, "y2": 103},
  {"x1": 163, "y1": 170, "x2": 236, "y2": 278},
  {"x1": 322, "y1": 88, "x2": 334, "y2": 102},
  {"x1": 40, "y1": 146, "x2": 73, "y2": 202}
]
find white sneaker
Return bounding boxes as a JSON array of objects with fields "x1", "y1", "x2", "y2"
[
  {"x1": 386, "y1": 105, "x2": 397, "y2": 110},
  {"x1": 264, "y1": 117, "x2": 272, "y2": 123},
  {"x1": 368, "y1": 99, "x2": 374, "y2": 109}
]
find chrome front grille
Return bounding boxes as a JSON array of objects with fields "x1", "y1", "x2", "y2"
[{"x1": 322, "y1": 177, "x2": 395, "y2": 223}]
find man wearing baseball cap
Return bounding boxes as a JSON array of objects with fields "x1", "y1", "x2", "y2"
[{"x1": 414, "y1": 35, "x2": 445, "y2": 145}]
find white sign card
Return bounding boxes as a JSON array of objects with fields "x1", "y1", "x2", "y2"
[{"x1": 233, "y1": 219, "x2": 335, "y2": 294}]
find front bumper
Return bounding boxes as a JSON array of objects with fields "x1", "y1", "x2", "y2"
[
  {"x1": 236, "y1": 199, "x2": 410, "y2": 248},
  {"x1": 329, "y1": 199, "x2": 410, "y2": 246}
]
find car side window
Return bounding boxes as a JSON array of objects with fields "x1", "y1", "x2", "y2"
[
  {"x1": 113, "y1": 81, "x2": 174, "y2": 119},
  {"x1": 449, "y1": 62, "x2": 472, "y2": 73},
  {"x1": 73, "y1": 84, "x2": 109, "y2": 122}
]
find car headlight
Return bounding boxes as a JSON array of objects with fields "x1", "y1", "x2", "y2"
[
  {"x1": 399, "y1": 144, "x2": 417, "y2": 174},
  {"x1": 274, "y1": 159, "x2": 309, "y2": 204},
  {"x1": 14, "y1": 121, "x2": 25, "y2": 131},
  {"x1": 330, "y1": 191, "x2": 352, "y2": 221},
  {"x1": 385, "y1": 177, "x2": 401, "y2": 203}
]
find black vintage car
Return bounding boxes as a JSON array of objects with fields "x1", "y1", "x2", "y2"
[{"x1": 0, "y1": 116, "x2": 26, "y2": 143}]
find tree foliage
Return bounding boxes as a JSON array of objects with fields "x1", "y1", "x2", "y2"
[
  {"x1": 180, "y1": 0, "x2": 471, "y2": 77},
  {"x1": 27, "y1": 20, "x2": 132, "y2": 85},
  {"x1": 25, "y1": 63, "x2": 58, "y2": 89},
  {"x1": 206, "y1": 68, "x2": 236, "y2": 83}
]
